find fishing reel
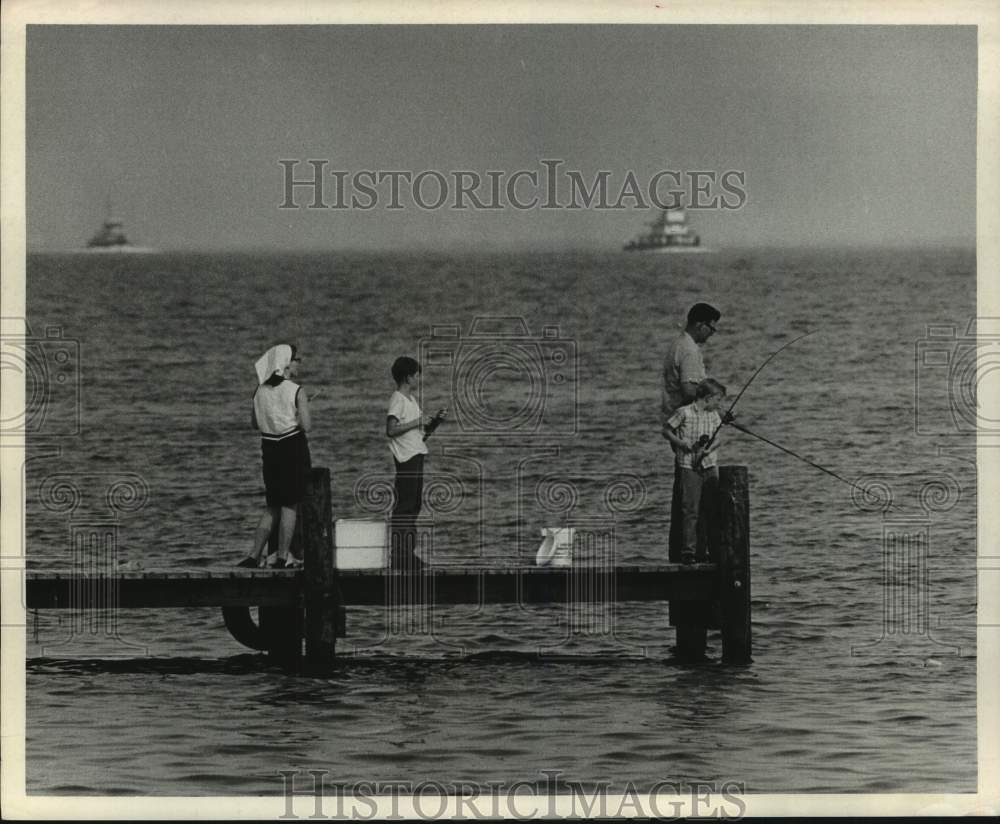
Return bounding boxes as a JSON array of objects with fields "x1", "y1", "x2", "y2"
[
  {"x1": 691, "y1": 434, "x2": 712, "y2": 469},
  {"x1": 423, "y1": 408, "x2": 448, "y2": 440}
]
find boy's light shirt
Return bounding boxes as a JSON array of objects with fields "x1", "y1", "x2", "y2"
[
  {"x1": 666, "y1": 403, "x2": 722, "y2": 469},
  {"x1": 387, "y1": 390, "x2": 429, "y2": 463}
]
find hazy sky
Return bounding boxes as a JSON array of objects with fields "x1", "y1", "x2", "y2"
[{"x1": 26, "y1": 25, "x2": 976, "y2": 251}]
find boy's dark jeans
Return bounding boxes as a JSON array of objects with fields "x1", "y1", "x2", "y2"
[
  {"x1": 680, "y1": 465, "x2": 719, "y2": 558},
  {"x1": 669, "y1": 459, "x2": 719, "y2": 561},
  {"x1": 391, "y1": 454, "x2": 425, "y2": 569}
]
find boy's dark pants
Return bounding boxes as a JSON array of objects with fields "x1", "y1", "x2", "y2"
[
  {"x1": 391, "y1": 454, "x2": 424, "y2": 569},
  {"x1": 680, "y1": 465, "x2": 719, "y2": 558},
  {"x1": 669, "y1": 460, "x2": 719, "y2": 561},
  {"x1": 669, "y1": 461, "x2": 684, "y2": 561}
]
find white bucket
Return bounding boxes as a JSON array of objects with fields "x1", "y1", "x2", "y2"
[{"x1": 334, "y1": 519, "x2": 388, "y2": 569}]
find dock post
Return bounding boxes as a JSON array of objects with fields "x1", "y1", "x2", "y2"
[
  {"x1": 674, "y1": 623, "x2": 707, "y2": 661},
  {"x1": 668, "y1": 473, "x2": 715, "y2": 662},
  {"x1": 253, "y1": 505, "x2": 302, "y2": 663},
  {"x1": 718, "y1": 465, "x2": 752, "y2": 664},
  {"x1": 301, "y1": 467, "x2": 338, "y2": 670},
  {"x1": 259, "y1": 604, "x2": 302, "y2": 664}
]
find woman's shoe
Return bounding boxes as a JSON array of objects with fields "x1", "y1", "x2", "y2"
[
  {"x1": 236, "y1": 556, "x2": 259, "y2": 568},
  {"x1": 284, "y1": 558, "x2": 303, "y2": 569}
]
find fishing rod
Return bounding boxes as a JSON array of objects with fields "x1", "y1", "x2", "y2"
[
  {"x1": 727, "y1": 420, "x2": 896, "y2": 510},
  {"x1": 693, "y1": 329, "x2": 816, "y2": 468},
  {"x1": 723, "y1": 330, "x2": 817, "y2": 419}
]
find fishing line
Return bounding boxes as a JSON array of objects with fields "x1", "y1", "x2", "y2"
[{"x1": 727, "y1": 420, "x2": 904, "y2": 512}]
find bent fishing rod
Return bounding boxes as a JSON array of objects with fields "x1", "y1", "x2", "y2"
[
  {"x1": 693, "y1": 329, "x2": 816, "y2": 468},
  {"x1": 684, "y1": 329, "x2": 898, "y2": 511}
]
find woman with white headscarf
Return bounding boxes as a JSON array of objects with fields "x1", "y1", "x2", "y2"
[{"x1": 238, "y1": 343, "x2": 312, "y2": 568}]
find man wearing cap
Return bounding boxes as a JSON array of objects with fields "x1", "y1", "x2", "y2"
[{"x1": 661, "y1": 302, "x2": 721, "y2": 561}]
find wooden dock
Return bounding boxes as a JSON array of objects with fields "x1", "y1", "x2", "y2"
[
  {"x1": 25, "y1": 466, "x2": 751, "y2": 668},
  {"x1": 25, "y1": 563, "x2": 719, "y2": 608}
]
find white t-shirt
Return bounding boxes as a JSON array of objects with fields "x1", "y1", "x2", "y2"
[{"x1": 387, "y1": 390, "x2": 429, "y2": 463}]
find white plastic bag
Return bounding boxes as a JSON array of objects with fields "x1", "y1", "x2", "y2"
[{"x1": 535, "y1": 527, "x2": 574, "y2": 567}]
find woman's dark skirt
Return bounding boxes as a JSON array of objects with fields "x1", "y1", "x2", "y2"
[{"x1": 261, "y1": 431, "x2": 311, "y2": 508}]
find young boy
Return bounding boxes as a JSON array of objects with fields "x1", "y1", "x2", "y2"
[
  {"x1": 386, "y1": 356, "x2": 445, "y2": 569},
  {"x1": 662, "y1": 378, "x2": 727, "y2": 565}
]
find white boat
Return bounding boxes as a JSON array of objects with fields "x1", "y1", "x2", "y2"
[
  {"x1": 84, "y1": 199, "x2": 155, "y2": 253},
  {"x1": 623, "y1": 207, "x2": 712, "y2": 253}
]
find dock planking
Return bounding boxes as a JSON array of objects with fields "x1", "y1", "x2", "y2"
[{"x1": 25, "y1": 563, "x2": 719, "y2": 609}]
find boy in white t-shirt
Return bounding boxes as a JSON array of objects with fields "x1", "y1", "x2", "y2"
[{"x1": 386, "y1": 356, "x2": 446, "y2": 569}]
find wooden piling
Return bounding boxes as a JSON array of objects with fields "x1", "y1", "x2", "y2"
[
  {"x1": 217, "y1": 468, "x2": 335, "y2": 665},
  {"x1": 255, "y1": 499, "x2": 305, "y2": 663},
  {"x1": 668, "y1": 471, "x2": 717, "y2": 662},
  {"x1": 718, "y1": 465, "x2": 752, "y2": 663},
  {"x1": 301, "y1": 467, "x2": 338, "y2": 669},
  {"x1": 259, "y1": 604, "x2": 301, "y2": 663},
  {"x1": 669, "y1": 465, "x2": 751, "y2": 662}
]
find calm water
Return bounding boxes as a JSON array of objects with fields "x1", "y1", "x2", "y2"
[{"x1": 22, "y1": 248, "x2": 977, "y2": 794}]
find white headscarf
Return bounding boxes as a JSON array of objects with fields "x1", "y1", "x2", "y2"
[{"x1": 254, "y1": 344, "x2": 293, "y2": 385}]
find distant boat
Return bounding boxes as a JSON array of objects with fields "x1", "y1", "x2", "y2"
[
  {"x1": 623, "y1": 207, "x2": 711, "y2": 253},
  {"x1": 84, "y1": 198, "x2": 154, "y2": 253}
]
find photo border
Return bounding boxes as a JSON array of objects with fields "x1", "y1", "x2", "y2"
[{"x1": 2, "y1": 0, "x2": 997, "y2": 818}]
